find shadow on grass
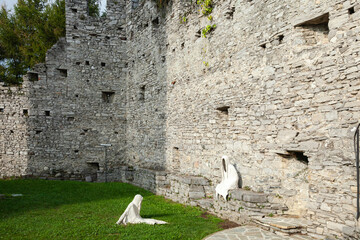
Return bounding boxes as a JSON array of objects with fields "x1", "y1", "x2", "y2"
[{"x1": 0, "y1": 179, "x2": 153, "y2": 220}]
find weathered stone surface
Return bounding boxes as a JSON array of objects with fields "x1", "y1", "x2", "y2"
[
  {"x1": 242, "y1": 192, "x2": 268, "y2": 203},
  {"x1": 1, "y1": 0, "x2": 360, "y2": 239}
]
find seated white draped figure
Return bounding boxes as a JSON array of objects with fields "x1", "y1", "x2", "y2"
[
  {"x1": 215, "y1": 155, "x2": 239, "y2": 201},
  {"x1": 116, "y1": 194, "x2": 167, "y2": 225}
]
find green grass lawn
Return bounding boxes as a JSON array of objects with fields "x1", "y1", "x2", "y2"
[{"x1": 0, "y1": 179, "x2": 223, "y2": 240}]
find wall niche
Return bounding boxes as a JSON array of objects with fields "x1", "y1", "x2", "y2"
[{"x1": 295, "y1": 13, "x2": 329, "y2": 45}]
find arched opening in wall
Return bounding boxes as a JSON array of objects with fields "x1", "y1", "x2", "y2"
[
  {"x1": 295, "y1": 13, "x2": 329, "y2": 45},
  {"x1": 23, "y1": 109, "x2": 28, "y2": 116}
]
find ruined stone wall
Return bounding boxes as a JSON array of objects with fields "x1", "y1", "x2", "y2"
[
  {"x1": 0, "y1": 83, "x2": 29, "y2": 178},
  {"x1": 1, "y1": 0, "x2": 360, "y2": 238},
  {"x1": 0, "y1": 0, "x2": 128, "y2": 180},
  {"x1": 124, "y1": 0, "x2": 168, "y2": 171},
  {"x1": 161, "y1": 0, "x2": 360, "y2": 238}
]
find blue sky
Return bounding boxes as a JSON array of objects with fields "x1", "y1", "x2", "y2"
[
  {"x1": 1, "y1": 0, "x2": 106, "y2": 13},
  {"x1": 1, "y1": 0, "x2": 17, "y2": 11}
]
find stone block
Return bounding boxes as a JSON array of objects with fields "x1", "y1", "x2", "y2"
[
  {"x1": 229, "y1": 189, "x2": 246, "y2": 201},
  {"x1": 189, "y1": 191, "x2": 205, "y2": 200},
  {"x1": 242, "y1": 192, "x2": 268, "y2": 203},
  {"x1": 85, "y1": 176, "x2": 92, "y2": 182},
  {"x1": 190, "y1": 177, "x2": 209, "y2": 186}
]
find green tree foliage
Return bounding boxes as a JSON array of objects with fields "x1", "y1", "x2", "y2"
[
  {"x1": 88, "y1": 0, "x2": 100, "y2": 17},
  {"x1": 0, "y1": 0, "x2": 65, "y2": 85}
]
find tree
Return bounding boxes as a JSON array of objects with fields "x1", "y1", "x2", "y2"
[
  {"x1": 0, "y1": 0, "x2": 65, "y2": 85},
  {"x1": 88, "y1": 0, "x2": 100, "y2": 18}
]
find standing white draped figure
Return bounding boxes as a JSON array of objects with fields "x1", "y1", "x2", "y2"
[
  {"x1": 116, "y1": 194, "x2": 167, "y2": 225},
  {"x1": 215, "y1": 155, "x2": 239, "y2": 201}
]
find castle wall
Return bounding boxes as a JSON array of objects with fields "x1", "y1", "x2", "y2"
[
  {"x1": 1, "y1": 0, "x2": 360, "y2": 238},
  {"x1": 162, "y1": 0, "x2": 360, "y2": 238},
  {"x1": 0, "y1": 84, "x2": 29, "y2": 178},
  {"x1": 124, "y1": 0, "x2": 168, "y2": 171}
]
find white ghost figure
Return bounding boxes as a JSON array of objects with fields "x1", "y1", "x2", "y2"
[
  {"x1": 215, "y1": 155, "x2": 239, "y2": 201},
  {"x1": 116, "y1": 194, "x2": 167, "y2": 225}
]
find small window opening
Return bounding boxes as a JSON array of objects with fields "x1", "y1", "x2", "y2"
[
  {"x1": 152, "y1": 17, "x2": 159, "y2": 27},
  {"x1": 295, "y1": 13, "x2": 329, "y2": 45},
  {"x1": 23, "y1": 109, "x2": 28, "y2": 116},
  {"x1": 87, "y1": 162, "x2": 99, "y2": 170},
  {"x1": 120, "y1": 36, "x2": 127, "y2": 41},
  {"x1": 0, "y1": 108, "x2": 4, "y2": 113},
  {"x1": 71, "y1": 8, "x2": 77, "y2": 13},
  {"x1": 216, "y1": 106, "x2": 230, "y2": 115},
  {"x1": 28, "y1": 72, "x2": 39, "y2": 81},
  {"x1": 67, "y1": 117, "x2": 75, "y2": 121},
  {"x1": 76, "y1": 62, "x2": 81, "y2": 65},
  {"x1": 105, "y1": 36, "x2": 110, "y2": 40},
  {"x1": 36, "y1": 130, "x2": 42, "y2": 134},
  {"x1": 45, "y1": 111, "x2": 50, "y2": 116},
  {"x1": 10, "y1": 130, "x2": 14, "y2": 134},
  {"x1": 74, "y1": 25, "x2": 78, "y2": 29},
  {"x1": 114, "y1": 131, "x2": 118, "y2": 134},
  {"x1": 58, "y1": 69, "x2": 68, "y2": 77},
  {"x1": 277, "y1": 150, "x2": 309, "y2": 165},
  {"x1": 102, "y1": 91, "x2": 115, "y2": 103},
  {"x1": 72, "y1": 36, "x2": 79, "y2": 39},
  {"x1": 118, "y1": 27, "x2": 124, "y2": 31},
  {"x1": 225, "y1": 6, "x2": 235, "y2": 19},
  {"x1": 139, "y1": 85, "x2": 145, "y2": 101},
  {"x1": 74, "y1": 150, "x2": 79, "y2": 153},
  {"x1": 288, "y1": 151, "x2": 309, "y2": 164},
  {"x1": 85, "y1": 61, "x2": 90, "y2": 65},
  {"x1": 349, "y1": 7, "x2": 355, "y2": 15},
  {"x1": 195, "y1": 29, "x2": 201, "y2": 38},
  {"x1": 101, "y1": 62, "x2": 106, "y2": 67},
  {"x1": 278, "y1": 34, "x2": 284, "y2": 44},
  {"x1": 75, "y1": 94, "x2": 79, "y2": 97},
  {"x1": 260, "y1": 43, "x2": 266, "y2": 49}
]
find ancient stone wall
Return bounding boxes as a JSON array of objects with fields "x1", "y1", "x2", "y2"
[
  {"x1": 124, "y1": 0, "x2": 168, "y2": 171},
  {"x1": 1, "y1": 0, "x2": 360, "y2": 239},
  {"x1": 1, "y1": 0, "x2": 128, "y2": 180},
  {"x1": 0, "y1": 83, "x2": 29, "y2": 178}
]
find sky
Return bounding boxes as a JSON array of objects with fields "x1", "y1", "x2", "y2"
[
  {"x1": 1, "y1": 0, "x2": 17, "y2": 11},
  {"x1": 0, "y1": 0, "x2": 106, "y2": 13}
]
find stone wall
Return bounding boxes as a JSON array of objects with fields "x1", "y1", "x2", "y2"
[
  {"x1": 1, "y1": 0, "x2": 360, "y2": 239},
  {"x1": 124, "y1": 0, "x2": 168, "y2": 171},
  {"x1": 0, "y1": 83, "x2": 29, "y2": 178},
  {"x1": 162, "y1": 0, "x2": 360, "y2": 238}
]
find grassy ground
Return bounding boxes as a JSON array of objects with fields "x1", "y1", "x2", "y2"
[{"x1": 0, "y1": 179, "x2": 223, "y2": 240}]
